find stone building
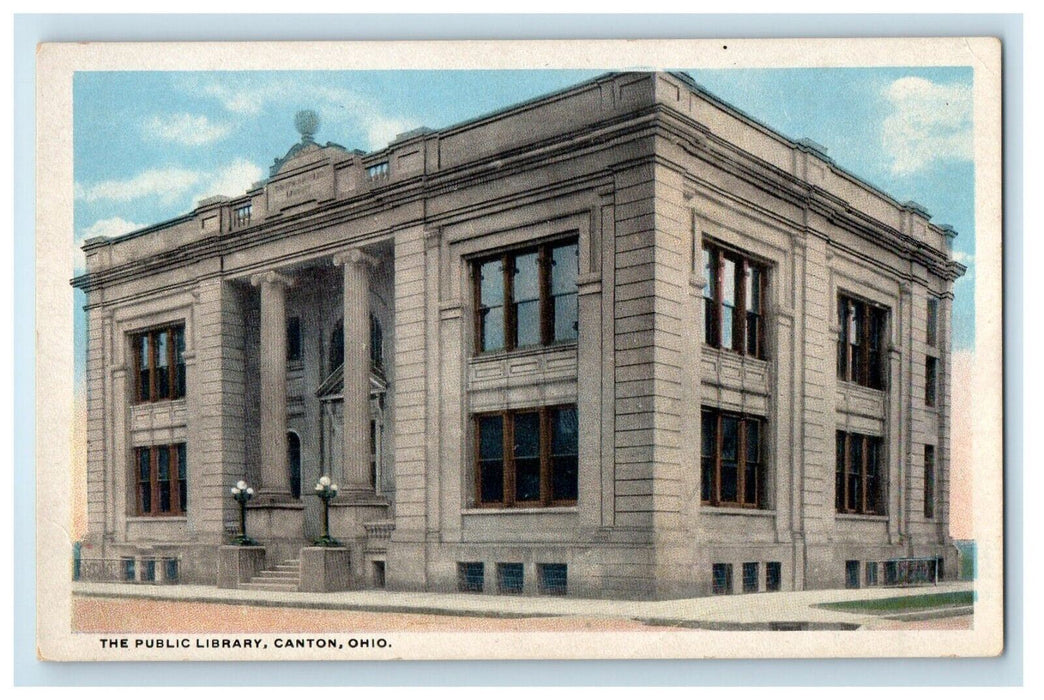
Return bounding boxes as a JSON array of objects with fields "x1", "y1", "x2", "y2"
[{"x1": 73, "y1": 71, "x2": 964, "y2": 598}]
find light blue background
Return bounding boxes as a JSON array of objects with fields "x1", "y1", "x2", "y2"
[{"x1": 13, "y1": 13, "x2": 1024, "y2": 687}]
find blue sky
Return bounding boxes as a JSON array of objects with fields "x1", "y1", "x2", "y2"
[{"x1": 72, "y1": 67, "x2": 976, "y2": 383}]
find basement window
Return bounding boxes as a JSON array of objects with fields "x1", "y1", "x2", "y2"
[
  {"x1": 712, "y1": 563, "x2": 733, "y2": 595},
  {"x1": 497, "y1": 563, "x2": 524, "y2": 595},
  {"x1": 538, "y1": 564, "x2": 567, "y2": 596},
  {"x1": 457, "y1": 562, "x2": 484, "y2": 593}
]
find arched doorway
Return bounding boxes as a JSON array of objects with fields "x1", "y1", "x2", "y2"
[{"x1": 287, "y1": 431, "x2": 301, "y2": 499}]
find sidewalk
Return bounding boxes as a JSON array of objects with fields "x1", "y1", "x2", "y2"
[{"x1": 72, "y1": 580, "x2": 974, "y2": 630}]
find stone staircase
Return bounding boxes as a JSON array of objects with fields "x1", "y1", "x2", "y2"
[{"x1": 241, "y1": 558, "x2": 300, "y2": 592}]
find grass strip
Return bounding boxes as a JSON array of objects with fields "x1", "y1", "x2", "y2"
[{"x1": 816, "y1": 590, "x2": 974, "y2": 615}]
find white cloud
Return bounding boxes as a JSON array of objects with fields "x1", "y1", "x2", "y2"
[
  {"x1": 882, "y1": 76, "x2": 973, "y2": 176},
  {"x1": 144, "y1": 113, "x2": 230, "y2": 146},
  {"x1": 952, "y1": 250, "x2": 974, "y2": 266},
  {"x1": 196, "y1": 78, "x2": 415, "y2": 151},
  {"x1": 195, "y1": 158, "x2": 265, "y2": 201},
  {"x1": 75, "y1": 159, "x2": 264, "y2": 209},
  {"x1": 75, "y1": 167, "x2": 203, "y2": 205},
  {"x1": 73, "y1": 216, "x2": 144, "y2": 273}
]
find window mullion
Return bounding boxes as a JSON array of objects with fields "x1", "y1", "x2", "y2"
[
  {"x1": 149, "y1": 447, "x2": 159, "y2": 517},
  {"x1": 539, "y1": 245, "x2": 551, "y2": 346},
  {"x1": 504, "y1": 255, "x2": 515, "y2": 351},
  {"x1": 540, "y1": 408, "x2": 551, "y2": 506},
  {"x1": 737, "y1": 259, "x2": 747, "y2": 355},
  {"x1": 148, "y1": 331, "x2": 156, "y2": 402},
  {"x1": 714, "y1": 414, "x2": 722, "y2": 505},
  {"x1": 737, "y1": 416, "x2": 747, "y2": 505},
  {"x1": 504, "y1": 412, "x2": 514, "y2": 507}
]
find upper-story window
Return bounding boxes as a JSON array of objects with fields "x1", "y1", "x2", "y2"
[
  {"x1": 133, "y1": 324, "x2": 186, "y2": 403},
  {"x1": 474, "y1": 238, "x2": 578, "y2": 354},
  {"x1": 926, "y1": 297, "x2": 939, "y2": 348},
  {"x1": 702, "y1": 242, "x2": 766, "y2": 359},
  {"x1": 287, "y1": 316, "x2": 302, "y2": 363},
  {"x1": 370, "y1": 313, "x2": 384, "y2": 371},
  {"x1": 837, "y1": 295, "x2": 888, "y2": 390},
  {"x1": 233, "y1": 203, "x2": 252, "y2": 229}
]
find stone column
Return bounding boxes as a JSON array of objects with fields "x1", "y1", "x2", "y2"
[
  {"x1": 250, "y1": 270, "x2": 294, "y2": 499},
  {"x1": 333, "y1": 248, "x2": 377, "y2": 492}
]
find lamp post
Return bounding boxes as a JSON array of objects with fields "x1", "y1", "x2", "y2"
[
  {"x1": 313, "y1": 475, "x2": 341, "y2": 547},
  {"x1": 230, "y1": 480, "x2": 258, "y2": 546}
]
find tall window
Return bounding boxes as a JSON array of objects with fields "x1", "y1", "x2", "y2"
[
  {"x1": 924, "y1": 445, "x2": 936, "y2": 519},
  {"x1": 133, "y1": 325, "x2": 186, "y2": 403},
  {"x1": 926, "y1": 297, "x2": 939, "y2": 348},
  {"x1": 702, "y1": 242, "x2": 766, "y2": 358},
  {"x1": 286, "y1": 316, "x2": 302, "y2": 363},
  {"x1": 835, "y1": 431, "x2": 885, "y2": 515},
  {"x1": 837, "y1": 295, "x2": 888, "y2": 390},
  {"x1": 925, "y1": 356, "x2": 938, "y2": 407},
  {"x1": 370, "y1": 313, "x2": 384, "y2": 370},
  {"x1": 135, "y1": 443, "x2": 187, "y2": 516},
  {"x1": 287, "y1": 432, "x2": 301, "y2": 499},
  {"x1": 474, "y1": 405, "x2": 578, "y2": 507},
  {"x1": 474, "y1": 238, "x2": 579, "y2": 353},
  {"x1": 701, "y1": 408, "x2": 765, "y2": 509}
]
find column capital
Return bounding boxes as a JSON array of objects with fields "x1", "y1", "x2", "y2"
[
  {"x1": 332, "y1": 248, "x2": 378, "y2": 269},
  {"x1": 249, "y1": 270, "x2": 294, "y2": 288}
]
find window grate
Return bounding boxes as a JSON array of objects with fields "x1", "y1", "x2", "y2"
[
  {"x1": 457, "y1": 562, "x2": 484, "y2": 593},
  {"x1": 538, "y1": 563, "x2": 567, "y2": 596}
]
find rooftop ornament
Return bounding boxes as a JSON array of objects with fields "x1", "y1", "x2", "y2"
[
  {"x1": 294, "y1": 109, "x2": 320, "y2": 144},
  {"x1": 229, "y1": 480, "x2": 258, "y2": 546}
]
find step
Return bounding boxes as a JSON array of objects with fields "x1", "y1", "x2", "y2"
[
  {"x1": 255, "y1": 568, "x2": 298, "y2": 580},
  {"x1": 241, "y1": 582, "x2": 298, "y2": 592}
]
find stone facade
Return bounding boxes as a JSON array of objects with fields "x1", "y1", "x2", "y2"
[{"x1": 73, "y1": 72, "x2": 965, "y2": 598}]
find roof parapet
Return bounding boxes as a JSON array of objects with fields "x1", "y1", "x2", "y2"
[{"x1": 902, "y1": 200, "x2": 932, "y2": 219}]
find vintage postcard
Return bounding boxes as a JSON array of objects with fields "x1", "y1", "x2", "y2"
[{"x1": 35, "y1": 37, "x2": 1003, "y2": 661}]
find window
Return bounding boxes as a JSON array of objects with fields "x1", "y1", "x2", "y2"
[
  {"x1": 457, "y1": 562, "x2": 484, "y2": 593},
  {"x1": 742, "y1": 562, "x2": 759, "y2": 593},
  {"x1": 837, "y1": 295, "x2": 888, "y2": 390},
  {"x1": 287, "y1": 432, "x2": 301, "y2": 500},
  {"x1": 538, "y1": 564, "x2": 567, "y2": 595},
  {"x1": 924, "y1": 445, "x2": 936, "y2": 519},
  {"x1": 475, "y1": 405, "x2": 578, "y2": 507},
  {"x1": 165, "y1": 558, "x2": 179, "y2": 583},
  {"x1": 135, "y1": 443, "x2": 187, "y2": 516},
  {"x1": 373, "y1": 561, "x2": 386, "y2": 589},
  {"x1": 865, "y1": 561, "x2": 879, "y2": 587},
  {"x1": 122, "y1": 557, "x2": 135, "y2": 582},
  {"x1": 133, "y1": 325, "x2": 186, "y2": 403},
  {"x1": 370, "y1": 313, "x2": 384, "y2": 370},
  {"x1": 766, "y1": 562, "x2": 782, "y2": 592},
  {"x1": 925, "y1": 356, "x2": 938, "y2": 407},
  {"x1": 701, "y1": 409, "x2": 765, "y2": 509},
  {"x1": 845, "y1": 560, "x2": 860, "y2": 589},
  {"x1": 497, "y1": 563, "x2": 525, "y2": 594},
  {"x1": 286, "y1": 316, "x2": 301, "y2": 363},
  {"x1": 474, "y1": 238, "x2": 578, "y2": 353},
  {"x1": 927, "y1": 297, "x2": 939, "y2": 348},
  {"x1": 233, "y1": 203, "x2": 252, "y2": 229},
  {"x1": 835, "y1": 431, "x2": 885, "y2": 515},
  {"x1": 143, "y1": 559, "x2": 156, "y2": 583},
  {"x1": 702, "y1": 242, "x2": 766, "y2": 358},
  {"x1": 712, "y1": 563, "x2": 733, "y2": 595},
  {"x1": 329, "y1": 319, "x2": 344, "y2": 372}
]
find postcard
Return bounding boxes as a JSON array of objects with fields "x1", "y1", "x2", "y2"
[{"x1": 35, "y1": 37, "x2": 1003, "y2": 661}]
